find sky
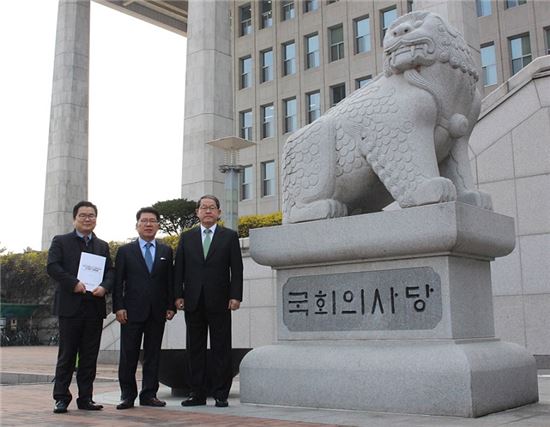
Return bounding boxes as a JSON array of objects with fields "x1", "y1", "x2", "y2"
[{"x1": 0, "y1": 1, "x2": 187, "y2": 253}]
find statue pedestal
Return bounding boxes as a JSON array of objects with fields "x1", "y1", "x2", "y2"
[{"x1": 240, "y1": 203, "x2": 538, "y2": 417}]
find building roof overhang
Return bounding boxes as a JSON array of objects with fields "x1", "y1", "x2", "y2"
[{"x1": 94, "y1": 0, "x2": 188, "y2": 36}]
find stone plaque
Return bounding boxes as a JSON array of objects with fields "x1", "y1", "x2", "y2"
[{"x1": 282, "y1": 267, "x2": 442, "y2": 331}]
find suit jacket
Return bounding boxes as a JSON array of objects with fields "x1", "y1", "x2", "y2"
[
  {"x1": 174, "y1": 225, "x2": 243, "y2": 313},
  {"x1": 47, "y1": 230, "x2": 114, "y2": 318},
  {"x1": 113, "y1": 240, "x2": 175, "y2": 322}
]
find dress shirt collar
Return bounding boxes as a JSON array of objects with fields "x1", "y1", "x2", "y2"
[
  {"x1": 138, "y1": 237, "x2": 156, "y2": 248},
  {"x1": 200, "y1": 223, "x2": 217, "y2": 235},
  {"x1": 75, "y1": 229, "x2": 92, "y2": 241}
]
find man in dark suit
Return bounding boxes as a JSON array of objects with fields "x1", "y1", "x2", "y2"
[
  {"x1": 47, "y1": 201, "x2": 114, "y2": 414},
  {"x1": 113, "y1": 207, "x2": 176, "y2": 410},
  {"x1": 174, "y1": 195, "x2": 243, "y2": 408}
]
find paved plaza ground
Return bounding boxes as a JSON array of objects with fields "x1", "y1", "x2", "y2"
[{"x1": 1, "y1": 346, "x2": 550, "y2": 426}]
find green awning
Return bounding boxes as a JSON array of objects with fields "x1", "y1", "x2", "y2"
[{"x1": 0, "y1": 304, "x2": 40, "y2": 318}]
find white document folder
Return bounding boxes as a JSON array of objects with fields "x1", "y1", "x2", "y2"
[{"x1": 77, "y1": 252, "x2": 106, "y2": 291}]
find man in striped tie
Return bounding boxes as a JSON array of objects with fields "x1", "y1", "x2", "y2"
[{"x1": 174, "y1": 195, "x2": 243, "y2": 408}]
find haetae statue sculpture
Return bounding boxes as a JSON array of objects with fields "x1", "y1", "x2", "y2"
[{"x1": 282, "y1": 11, "x2": 492, "y2": 224}]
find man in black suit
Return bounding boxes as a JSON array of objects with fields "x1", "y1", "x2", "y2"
[
  {"x1": 174, "y1": 195, "x2": 243, "y2": 408},
  {"x1": 47, "y1": 201, "x2": 114, "y2": 414},
  {"x1": 113, "y1": 207, "x2": 176, "y2": 410}
]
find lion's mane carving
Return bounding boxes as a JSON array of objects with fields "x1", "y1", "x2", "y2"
[{"x1": 282, "y1": 11, "x2": 492, "y2": 224}]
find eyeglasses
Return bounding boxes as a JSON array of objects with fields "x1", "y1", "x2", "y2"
[
  {"x1": 138, "y1": 219, "x2": 159, "y2": 224},
  {"x1": 77, "y1": 214, "x2": 96, "y2": 220},
  {"x1": 198, "y1": 205, "x2": 218, "y2": 211}
]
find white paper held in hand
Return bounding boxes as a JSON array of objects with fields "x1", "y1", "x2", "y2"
[{"x1": 77, "y1": 252, "x2": 106, "y2": 291}]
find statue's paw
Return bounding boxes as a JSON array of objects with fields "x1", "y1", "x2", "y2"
[
  {"x1": 458, "y1": 190, "x2": 493, "y2": 211},
  {"x1": 327, "y1": 199, "x2": 348, "y2": 218},
  {"x1": 402, "y1": 177, "x2": 457, "y2": 207},
  {"x1": 288, "y1": 199, "x2": 348, "y2": 223}
]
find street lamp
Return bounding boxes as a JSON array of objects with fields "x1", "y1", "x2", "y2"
[{"x1": 208, "y1": 136, "x2": 255, "y2": 231}]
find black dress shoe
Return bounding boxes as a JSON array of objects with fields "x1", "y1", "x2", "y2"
[
  {"x1": 215, "y1": 398, "x2": 229, "y2": 408},
  {"x1": 116, "y1": 399, "x2": 135, "y2": 410},
  {"x1": 181, "y1": 395, "x2": 206, "y2": 406},
  {"x1": 77, "y1": 398, "x2": 103, "y2": 410},
  {"x1": 53, "y1": 400, "x2": 69, "y2": 414},
  {"x1": 140, "y1": 397, "x2": 166, "y2": 407}
]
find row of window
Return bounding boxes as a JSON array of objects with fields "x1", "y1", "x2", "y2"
[
  {"x1": 244, "y1": 30, "x2": 544, "y2": 89},
  {"x1": 476, "y1": 0, "x2": 527, "y2": 17},
  {"x1": 241, "y1": 1, "x2": 341, "y2": 35},
  {"x1": 239, "y1": 11, "x2": 393, "y2": 88},
  {"x1": 479, "y1": 28, "x2": 550, "y2": 86},
  {"x1": 240, "y1": 161, "x2": 275, "y2": 200},
  {"x1": 239, "y1": 77, "x2": 371, "y2": 140}
]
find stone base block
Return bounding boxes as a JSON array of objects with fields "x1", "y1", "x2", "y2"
[{"x1": 240, "y1": 339, "x2": 538, "y2": 417}]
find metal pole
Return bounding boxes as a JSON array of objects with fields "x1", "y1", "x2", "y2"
[{"x1": 220, "y1": 165, "x2": 244, "y2": 231}]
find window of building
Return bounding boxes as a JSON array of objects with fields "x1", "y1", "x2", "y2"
[
  {"x1": 240, "y1": 110, "x2": 253, "y2": 140},
  {"x1": 329, "y1": 25, "x2": 345, "y2": 62},
  {"x1": 354, "y1": 16, "x2": 371, "y2": 54},
  {"x1": 330, "y1": 83, "x2": 346, "y2": 106},
  {"x1": 281, "y1": 0, "x2": 295, "y2": 21},
  {"x1": 259, "y1": 0, "x2": 272, "y2": 29},
  {"x1": 505, "y1": 0, "x2": 526, "y2": 9},
  {"x1": 240, "y1": 165, "x2": 253, "y2": 200},
  {"x1": 545, "y1": 27, "x2": 550, "y2": 55},
  {"x1": 407, "y1": 0, "x2": 414, "y2": 12},
  {"x1": 381, "y1": 7, "x2": 398, "y2": 43},
  {"x1": 305, "y1": 33, "x2": 320, "y2": 69},
  {"x1": 261, "y1": 160, "x2": 275, "y2": 197},
  {"x1": 282, "y1": 41, "x2": 296, "y2": 76},
  {"x1": 240, "y1": 56, "x2": 252, "y2": 89},
  {"x1": 283, "y1": 98, "x2": 297, "y2": 134},
  {"x1": 355, "y1": 75, "x2": 372, "y2": 89},
  {"x1": 476, "y1": 0, "x2": 492, "y2": 16},
  {"x1": 306, "y1": 91, "x2": 321, "y2": 124},
  {"x1": 260, "y1": 49, "x2": 273, "y2": 83},
  {"x1": 240, "y1": 4, "x2": 252, "y2": 36},
  {"x1": 509, "y1": 33, "x2": 532, "y2": 75},
  {"x1": 327, "y1": 0, "x2": 339, "y2": 4},
  {"x1": 261, "y1": 104, "x2": 274, "y2": 138},
  {"x1": 304, "y1": 0, "x2": 319, "y2": 13},
  {"x1": 480, "y1": 43, "x2": 497, "y2": 86}
]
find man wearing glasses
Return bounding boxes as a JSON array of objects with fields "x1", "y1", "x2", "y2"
[
  {"x1": 113, "y1": 207, "x2": 176, "y2": 410},
  {"x1": 47, "y1": 201, "x2": 114, "y2": 414},
  {"x1": 174, "y1": 195, "x2": 243, "y2": 408}
]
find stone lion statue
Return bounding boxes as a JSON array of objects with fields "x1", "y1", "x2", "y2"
[{"x1": 282, "y1": 11, "x2": 492, "y2": 224}]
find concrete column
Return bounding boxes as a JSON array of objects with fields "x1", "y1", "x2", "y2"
[
  {"x1": 42, "y1": 0, "x2": 90, "y2": 249},
  {"x1": 414, "y1": 0, "x2": 481, "y2": 71},
  {"x1": 180, "y1": 0, "x2": 233, "y2": 202}
]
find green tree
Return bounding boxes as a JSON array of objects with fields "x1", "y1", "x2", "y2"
[
  {"x1": 0, "y1": 250, "x2": 54, "y2": 303},
  {"x1": 152, "y1": 198, "x2": 198, "y2": 236}
]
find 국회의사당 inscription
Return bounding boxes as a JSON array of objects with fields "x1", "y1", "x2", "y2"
[{"x1": 282, "y1": 267, "x2": 442, "y2": 331}]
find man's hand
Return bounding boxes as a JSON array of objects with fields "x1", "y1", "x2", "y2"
[
  {"x1": 175, "y1": 298, "x2": 184, "y2": 310},
  {"x1": 73, "y1": 282, "x2": 86, "y2": 294},
  {"x1": 116, "y1": 309, "x2": 128, "y2": 325},
  {"x1": 166, "y1": 310, "x2": 175, "y2": 320},
  {"x1": 228, "y1": 299, "x2": 240, "y2": 311},
  {"x1": 92, "y1": 286, "x2": 106, "y2": 298}
]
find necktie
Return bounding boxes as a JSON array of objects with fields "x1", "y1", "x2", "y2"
[
  {"x1": 83, "y1": 235, "x2": 90, "y2": 246},
  {"x1": 144, "y1": 242, "x2": 154, "y2": 272},
  {"x1": 203, "y1": 229, "x2": 212, "y2": 259}
]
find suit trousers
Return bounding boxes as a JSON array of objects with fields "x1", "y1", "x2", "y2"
[
  {"x1": 53, "y1": 300, "x2": 103, "y2": 403},
  {"x1": 185, "y1": 294, "x2": 232, "y2": 400},
  {"x1": 118, "y1": 312, "x2": 165, "y2": 401}
]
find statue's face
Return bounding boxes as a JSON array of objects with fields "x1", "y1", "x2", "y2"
[{"x1": 383, "y1": 13, "x2": 438, "y2": 73}]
